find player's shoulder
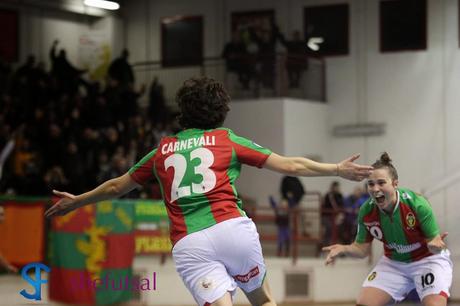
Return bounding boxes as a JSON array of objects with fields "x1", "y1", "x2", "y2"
[
  {"x1": 398, "y1": 187, "x2": 429, "y2": 208},
  {"x1": 358, "y1": 198, "x2": 376, "y2": 216}
]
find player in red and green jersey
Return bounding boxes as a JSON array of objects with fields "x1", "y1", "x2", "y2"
[
  {"x1": 323, "y1": 152, "x2": 452, "y2": 306},
  {"x1": 45, "y1": 77, "x2": 373, "y2": 306}
]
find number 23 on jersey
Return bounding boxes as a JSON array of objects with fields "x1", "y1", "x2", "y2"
[{"x1": 165, "y1": 148, "x2": 217, "y2": 201}]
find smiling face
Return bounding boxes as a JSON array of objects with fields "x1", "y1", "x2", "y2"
[{"x1": 367, "y1": 168, "x2": 399, "y2": 213}]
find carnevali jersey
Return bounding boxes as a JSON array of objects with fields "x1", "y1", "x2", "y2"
[
  {"x1": 355, "y1": 188, "x2": 440, "y2": 262},
  {"x1": 129, "y1": 128, "x2": 271, "y2": 245}
]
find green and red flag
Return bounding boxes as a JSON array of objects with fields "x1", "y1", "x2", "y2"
[{"x1": 49, "y1": 200, "x2": 135, "y2": 305}]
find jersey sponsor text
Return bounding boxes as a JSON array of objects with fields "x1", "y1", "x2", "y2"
[{"x1": 387, "y1": 242, "x2": 421, "y2": 254}]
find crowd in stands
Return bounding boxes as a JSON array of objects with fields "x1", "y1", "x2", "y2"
[
  {"x1": 270, "y1": 177, "x2": 369, "y2": 257},
  {"x1": 0, "y1": 42, "x2": 173, "y2": 198},
  {"x1": 222, "y1": 18, "x2": 309, "y2": 91}
]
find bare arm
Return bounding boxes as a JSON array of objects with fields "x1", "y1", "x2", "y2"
[
  {"x1": 263, "y1": 152, "x2": 373, "y2": 181},
  {"x1": 45, "y1": 173, "x2": 140, "y2": 218},
  {"x1": 322, "y1": 242, "x2": 371, "y2": 265}
]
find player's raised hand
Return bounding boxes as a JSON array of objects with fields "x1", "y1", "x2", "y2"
[
  {"x1": 337, "y1": 154, "x2": 373, "y2": 181},
  {"x1": 427, "y1": 232, "x2": 448, "y2": 254},
  {"x1": 45, "y1": 190, "x2": 79, "y2": 218},
  {"x1": 322, "y1": 244, "x2": 346, "y2": 265}
]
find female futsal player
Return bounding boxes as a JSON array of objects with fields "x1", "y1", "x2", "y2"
[
  {"x1": 323, "y1": 152, "x2": 452, "y2": 306},
  {"x1": 46, "y1": 77, "x2": 373, "y2": 306}
]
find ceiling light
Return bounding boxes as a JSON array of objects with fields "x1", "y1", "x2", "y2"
[
  {"x1": 84, "y1": 0, "x2": 120, "y2": 10},
  {"x1": 307, "y1": 37, "x2": 324, "y2": 51}
]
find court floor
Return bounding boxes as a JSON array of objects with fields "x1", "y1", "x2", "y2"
[{"x1": 1, "y1": 274, "x2": 458, "y2": 306}]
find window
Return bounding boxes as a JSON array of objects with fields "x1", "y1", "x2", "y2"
[
  {"x1": 304, "y1": 4, "x2": 349, "y2": 56},
  {"x1": 380, "y1": 0, "x2": 427, "y2": 52},
  {"x1": 0, "y1": 9, "x2": 19, "y2": 62},
  {"x1": 161, "y1": 15, "x2": 203, "y2": 67}
]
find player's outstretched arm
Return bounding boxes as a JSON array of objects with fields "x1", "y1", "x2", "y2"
[
  {"x1": 45, "y1": 173, "x2": 140, "y2": 218},
  {"x1": 263, "y1": 153, "x2": 373, "y2": 181},
  {"x1": 322, "y1": 242, "x2": 371, "y2": 265}
]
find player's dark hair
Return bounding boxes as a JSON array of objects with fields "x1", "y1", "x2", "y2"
[
  {"x1": 176, "y1": 77, "x2": 230, "y2": 129},
  {"x1": 372, "y1": 152, "x2": 398, "y2": 180}
]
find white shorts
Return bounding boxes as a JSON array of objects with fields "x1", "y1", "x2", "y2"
[
  {"x1": 172, "y1": 217, "x2": 266, "y2": 306},
  {"x1": 363, "y1": 250, "x2": 453, "y2": 302}
]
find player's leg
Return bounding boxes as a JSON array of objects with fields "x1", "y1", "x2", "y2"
[
  {"x1": 421, "y1": 294, "x2": 447, "y2": 306},
  {"x1": 413, "y1": 251, "x2": 452, "y2": 306},
  {"x1": 172, "y1": 229, "x2": 237, "y2": 306},
  {"x1": 356, "y1": 287, "x2": 393, "y2": 306},
  {"x1": 360, "y1": 256, "x2": 413, "y2": 305},
  {"x1": 243, "y1": 276, "x2": 276, "y2": 306},
  {"x1": 209, "y1": 217, "x2": 276, "y2": 306},
  {"x1": 211, "y1": 291, "x2": 233, "y2": 306}
]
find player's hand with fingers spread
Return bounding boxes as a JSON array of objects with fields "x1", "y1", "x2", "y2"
[
  {"x1": 322, "y1": 244, "x2": 347, "y2": 265},
  {"x1": 45, "y1": 190, "x2": 79, "y2": 218},
  {"x1": 337, "y1": 154, "x2": 373, "y2": 181},
  {"x1": 427, "y1": 232, "x2": 448, "y2": 254}
]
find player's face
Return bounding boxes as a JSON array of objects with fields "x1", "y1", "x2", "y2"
[{"x1": 366, "y1": 168, "x2": 398, "y2": 212}]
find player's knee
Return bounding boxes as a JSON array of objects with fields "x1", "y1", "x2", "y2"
[
  {"x1": 245, "y1": 287, "x2": 276, "y2": 306},
  {"x1": 422, "y1": 293, "x2": 448, "y2": 306}
]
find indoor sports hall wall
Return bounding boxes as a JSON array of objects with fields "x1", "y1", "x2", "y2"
[{"x1": 123, "y1": 0, "x2": 460, "y2": 258}]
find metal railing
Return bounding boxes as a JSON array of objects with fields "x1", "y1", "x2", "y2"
[
  {"x1": 248, "y1": 192, "x2": 323, "y2": 264},
  {"x1": 132, "y1": 53, "x2": 326, "y2": 105}
]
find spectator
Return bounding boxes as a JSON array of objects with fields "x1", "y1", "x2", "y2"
[
  {"x1": 278, "y1": 30, "x2": 308, "y2": 88},
  {"x1": 50, "y1": 40, "x2": 86, "y2": 94},
  {"x1": 280, "y1": 175, "x2": 305, "y2": 208},
  {"x1": 222, "y1": 31, "x2": 252, "y2": 89},
  {"x1": 108, "y1": 48, "x2": 134, "y2": 89},
  {"x1": 0, "y1": 56, "x2": 12, "y2": 95},
  {"x1": 343, "y1": 186, "x2": 368, "y2": 243},
  {"x1": 270, "y1": 196, "x2": 290, "y2": 257},
  {"x1": 148, "y1": 77, "x2": 169, "y2": 124},
  {"x1": 322, "y1": 181, "x2": 345, "y2": 246}
]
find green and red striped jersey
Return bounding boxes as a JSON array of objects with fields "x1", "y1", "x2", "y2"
[
  {"x1": 128, "y1": 128, "x2": 271, "y2": 245},
  {"x1": 355, "y1": 188, "x2": 440, "y2": 262}
]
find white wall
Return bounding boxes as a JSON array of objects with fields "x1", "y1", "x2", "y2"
[
  {"x1": 284, "y1": 98, "x2": 331, "y2": 194},
  {"x1": 225, "y1": 98, "x2": 285, "y2": 206},
  {"x1": 225, "y1": 98, "x2": 329, "y2": 206}
]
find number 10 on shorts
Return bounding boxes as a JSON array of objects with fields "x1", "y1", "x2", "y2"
[{"x1": 421, "y1": 272, "x2": 434, "y2": 288}]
